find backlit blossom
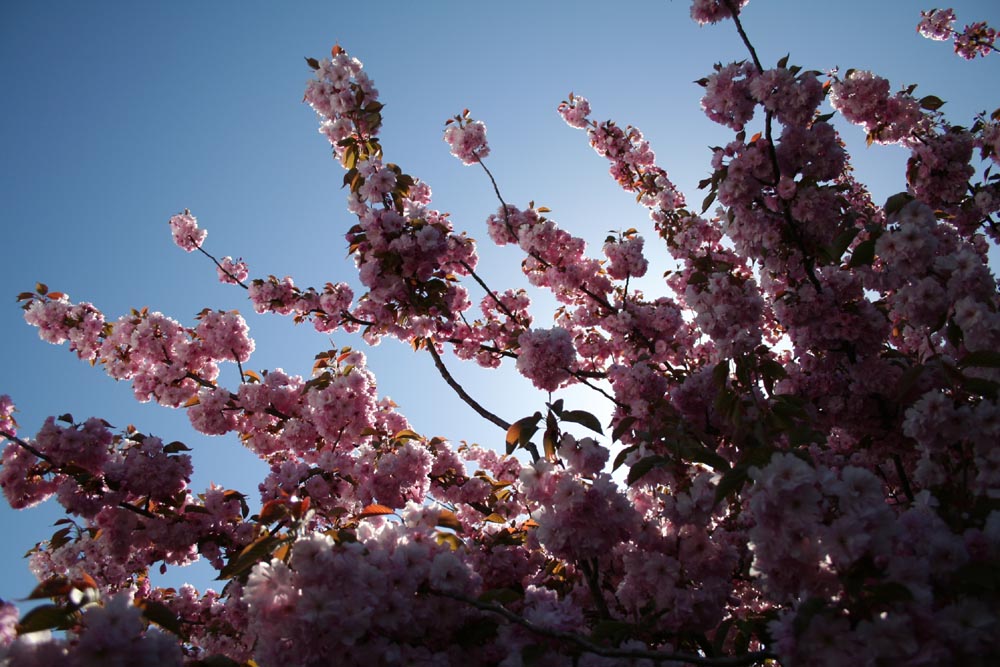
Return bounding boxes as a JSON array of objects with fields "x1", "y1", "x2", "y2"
[{"x1": 168, "y1": 211, "x2": 206, "y2": 252}]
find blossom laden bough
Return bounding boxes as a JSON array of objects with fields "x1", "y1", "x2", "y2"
[{"x1": 3, "y1": 3, "x2": 1000, "y2": 666}]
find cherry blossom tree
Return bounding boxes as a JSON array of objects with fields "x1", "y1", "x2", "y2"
[{"x1": 2, "y1": 1, "x2": 999, "y2": 665}]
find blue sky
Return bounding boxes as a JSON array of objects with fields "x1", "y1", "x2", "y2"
[{"x1": 1, "y1": 0, "x2": 997, "y2": 603}]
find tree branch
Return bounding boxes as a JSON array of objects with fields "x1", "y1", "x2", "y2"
[
  {"x1": 430, "y1": 589, "x2": 775, "y2": 666},
  {"x1": 460, "y1": 260, "x2": 526, "y2": 326},
  {"x1": 427, "y1": 344, "x2": 510, "y2": 430},
  {"x1": 194, "y1": 244, "x2": 249, "y2": 290},
  {"x1": 725, "y1": 0, "x2": 824, "y2": 293}
]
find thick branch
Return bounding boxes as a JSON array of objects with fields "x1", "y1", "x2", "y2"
[
  {"x1": 579, "y1": 559, "x2": 612, "y2": 620},
  {"x1": 431, "y1": 589, "x2": 775, "y2": 666},
  {"x1": 2, "y1": 430, "x2": 51, "y2": 463},
  {"x1": 427, "y1": 344, "x2": 510, "y2": 430}
]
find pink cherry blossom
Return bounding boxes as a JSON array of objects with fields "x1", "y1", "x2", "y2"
[
  {"x1": 168, "y1": 210, "x2": 206, "y2": 252},
  {"x1": 443, "y1": 115, "x2": 490, "y2": 165},
  {"x1": 918, "y1": 8, "x2": 956, "y2": 41}
]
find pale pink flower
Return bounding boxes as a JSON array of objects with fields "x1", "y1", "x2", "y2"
[{"x1": 168, "y1": 210, "x2": 206, "y2": 252}]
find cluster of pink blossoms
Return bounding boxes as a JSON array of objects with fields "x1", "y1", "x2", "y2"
[
  {"x1": 828, "y1": 70, "x2": 925, "y2": 146},
  {"x1": 216, "y1": 256, "x2": 248, "y2": 284},
  {"x1": 514, "y1": 327, "x2": 576, "y2": 392},
  {"x1": 918, "y1": 8, "x2": 997, "y2": 59},
  {"x1": 689, "y1": 0, "x2": 749, "y2": 25},
  {"x1": 442, "y1": 114, "x2": 490, "y2": 165},
  {"x1": 168, "y1": 211, "x2": 206, "y2": 253},
  {"x1": 1, "y1": 592, "x2": 183, "y2": 666},
  {"x1": 603, "y1": 236, "x2": 649, "y2": 280}
]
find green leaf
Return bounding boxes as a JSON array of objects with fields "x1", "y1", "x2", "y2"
[
  {"x1": 826, "y1": 227, "x2": 859, "y2": 264},
  {"x1": 612, "y1": 444, "x2": 638, "y2": 471},
  {"x1": 48, "y1": 526, "x2": 72, "y2": 551},
  {"x1": 505, "y1": 413, "x2": 541, "y2": 455},
  {"x1": 543, "y1": 428, "x2": 558, "y2": 462},
  {"x1": 560, "y1": 410, "x2": 603, "y2": 435},
  {"x1": 962, "y1": 376, "x2": 999, "y2": 399},
  {"x1": 217, "y1": 535, "x2": 285, "y2": 581},
  {"x1": 163, "y1": 441, "x2": 191, "y2": 454},
  {"x1": 883, "y1": 192, "x2": 913, "y2": 216},
  {"x1": 626, "y1": 455, "x2": 670, "y2": 486},
  {"x1": 611, "y1": 416, "x2": 637, "y2": 443},
  {"x1": 712, "y1": 360, "x2": 730, "y2": 387},
  {"x1": 714, "y1": 446, "x2": 775, "y2": 503},
  {"x1": 139, "y1": 599, "x2": 183, "y2": 635},
  {"x1": 714, "y1": 465, "x2": 749, "y2": 503},
  {"x1": 679, "y1": 441, "x2": 730, "y2": 471},
  {"x1": 759, "y1": 358, "x2": 788, "y2": 396},
  {"x1": 848, "y1": 238, "x2": 876, "y2": 267},
  {"x1": 17, "y1": 604, "x2": 75, "y2": 634},
  {"x1": 701, "y1": 190, "x2": 717, "y2": 214},
  {"x1": 590, "y1": 619, "x2": 633, "y2": 644},
  {"x1": 919, "y1": 95, "x2": 945, "y2": 111},
  {"x1": 958, "y1": 350, "x2": 1000, "y2": 369}
]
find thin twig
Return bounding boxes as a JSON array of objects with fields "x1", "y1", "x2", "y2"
[
  {"x1": 460, "y1": 260, "x2": 525, "y2": 326},
  {"x1": 572, "y1": 373, "x2": 626, "y2": 408},
  {"x1": 892, "y1": 454, "x2": 915, "y2": 503},
  {"x1": 725, "y1": 0, "x2": 823, "y2": 293},
  {"x1": 475, "y1": 155, "x2": 667, "y2": 360},
  {"x1": 2, "y1": 430, "x2": 160, "y2": 520},
  {"x1": 194, "y1": 244, "x2": 249, "y2": 290}
]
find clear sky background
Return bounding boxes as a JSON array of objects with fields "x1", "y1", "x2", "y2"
[{"x1": 1, "y1": 0, "x2": 997, "y2": 604}]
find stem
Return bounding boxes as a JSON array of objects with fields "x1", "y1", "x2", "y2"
[
  {"x1": 725, "y1": 0, "x2": 823, "y2": 293},
  {"x1": 476, "y1": 156, "x2": 621, "y2": 316},
  {"x1": 341, "y1": 310, "x2": 375, "y2": 327},
  {"x1": 427, "y1": 344, "x2": 510, "y2": 430},
  {"x1": 459, "y1": 260, "x2": 525, "y2": 326},
  {"x1": 234, "y1": 353, "x2": 246, "y2": 383},
  {"x1": 194, "y1": 244, "x2": 249, "y2": 290},
  {"x1": 579, "y1": 559, "x2": 612, "y2": 620},
  {"x1": 572, "y1": 372, "x2": 626, "y2": 408},
  {"x1": 724, "y1": 2, "x2": 762, "y2": 72},
  {"x1": 892, "y1": 454, "x2": 915, "y2": 503},
  {"x1": 476, "y1": 154, "x2": 668, "y2": 365},
  {"x1": 118, "y1": 500, "x2": 157, "y2": 519},
  {"x1": 2, "y1": 430, "x2": 161, "y2": 520}
]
